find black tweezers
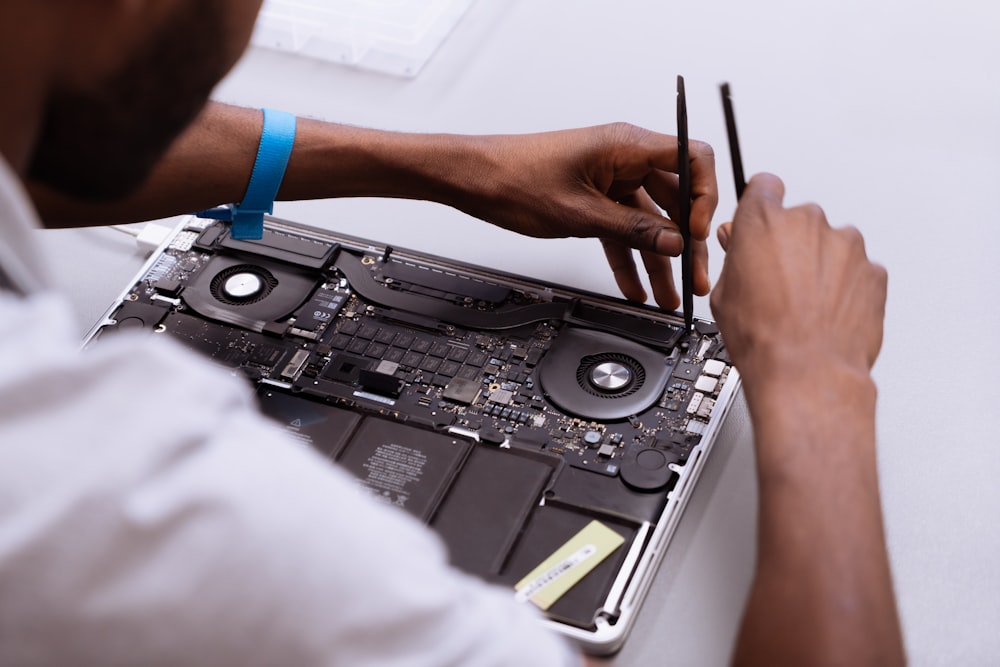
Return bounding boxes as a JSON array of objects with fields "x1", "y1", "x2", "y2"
[
  {"x1": 676, "y1": 75, "x2": 694, "y2": 332},
  {"x1": 720, "y1": 82, "x2": 747, "y2": 199}
]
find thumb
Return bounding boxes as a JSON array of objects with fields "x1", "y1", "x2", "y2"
[
  {"x1": 599, "y1": 195, "x2": 684, "y2": 257},
  {"x1": 739, "y1": 172, "x2": 787, "y2": 215}
]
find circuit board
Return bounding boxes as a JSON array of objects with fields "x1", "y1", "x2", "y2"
[{"x1": 88, "y1": 215, "x2": 740, "y2": 652}]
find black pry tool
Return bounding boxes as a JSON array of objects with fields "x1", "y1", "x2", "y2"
[
  {"x1": 720, "y1": 82, "x2": 747, "y2": 199},
  {"x1": 676, "y1": 75, "x2": 694, "y2": 332}
]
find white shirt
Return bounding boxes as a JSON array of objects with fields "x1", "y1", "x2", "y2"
[{"x1": 0, "y1": 158, "x2": 578, "y2": 667}]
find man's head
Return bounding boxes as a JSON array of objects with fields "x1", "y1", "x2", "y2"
[{"x1": 18, "y1": 0, "x2": 262, "y2": 200}]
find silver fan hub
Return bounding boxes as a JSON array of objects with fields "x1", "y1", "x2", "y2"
[
  {"x1": 590, "y1": 361, "x2": 631, "y2": 391},
  {"x1": 223, "y1": 272, "x2": 263, "y2": 299}
]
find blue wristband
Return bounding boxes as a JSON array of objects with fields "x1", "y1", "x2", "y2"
[{"x1": 229, "y1": 108, "x2": 297, "y2": 240}]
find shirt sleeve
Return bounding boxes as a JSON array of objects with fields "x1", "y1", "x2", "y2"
[{"x1": 0, "y1": 291, "x2": 581, "y2": 667}]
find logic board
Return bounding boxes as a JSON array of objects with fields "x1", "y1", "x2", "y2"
[{"x1": 86, "y1": 215, "x2": 741, "y2": 654}]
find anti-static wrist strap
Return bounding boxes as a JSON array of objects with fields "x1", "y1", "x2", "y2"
[{"x1": 230, "y1": 108, "x2": 297, "y2": 240}]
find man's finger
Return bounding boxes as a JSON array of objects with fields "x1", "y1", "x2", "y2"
[
  {"x1": 640, "y1": 170, "x2": 680, "y2": 223},
  {"x1": 600, "y1": 239, "x2": 647, "y2": 303},
  {"x1": 728, "y1": 173, "x2": 786, "y2": 246},
  {"x1": 692, "y1": 237, "x2": 710, "y2": 295},
  {"x1": 740, "y1": 173, "x2": 786, "y2": 216},
  {"x1": 627, "y1": 188, "x2": 681, "y2": 307},
  {"x1": 599, "y1": 189, "x2": 682, "y2": 257},
  {"x1": 640, "y1": 249, "x2": 678, "y2": 310},
  {"x1": 689, "y1": 139, "x2": 719, "y2": 242}
]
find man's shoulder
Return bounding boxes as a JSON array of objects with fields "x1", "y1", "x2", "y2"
[{"x1": 0, "y1": 288, "x2": 257, "y2": 489}]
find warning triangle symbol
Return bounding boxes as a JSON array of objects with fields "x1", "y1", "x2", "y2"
[{"x1": 290, "y1": 418, "x2": 303, "y2": 429}]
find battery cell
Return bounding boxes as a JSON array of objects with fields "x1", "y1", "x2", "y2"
[{"x1": 337, "y1": 418, "x2": 471, "y2": 521}]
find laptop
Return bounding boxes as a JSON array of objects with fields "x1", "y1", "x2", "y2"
[{"x1": 83, "y1": 214, "x2": 741, "y2": 655}]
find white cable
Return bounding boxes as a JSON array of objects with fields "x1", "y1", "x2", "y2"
[
  {"x1": 109, "y1": 223, "x2": 173, "y2": 254},
  {"x1": 110, "y1": 225, "x2": 141, "y2": 238}
]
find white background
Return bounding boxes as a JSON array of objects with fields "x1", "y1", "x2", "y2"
[{"x1": 36, "y1": 1, "x2": 1000, "y2": 664}]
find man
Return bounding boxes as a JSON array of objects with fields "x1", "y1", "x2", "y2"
[{"x1": 0, "y1": 2, "x2": 904, "y2": 665}]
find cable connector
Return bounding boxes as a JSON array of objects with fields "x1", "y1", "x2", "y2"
[{"x1": 135, "y1": 222, "x2": 173, "y2": 254}]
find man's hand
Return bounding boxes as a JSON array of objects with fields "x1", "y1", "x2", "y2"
[
  {"x1": 710, "y1": 172, "x2": 887, "y2": 392},
  {"x1": 451, "y1": 123, "x2": 717, "y2": 310},
  {"x1": 710, "y1": 173, "x2": 904, "y2": 666}
]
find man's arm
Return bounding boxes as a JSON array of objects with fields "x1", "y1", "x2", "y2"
[
  {"x1": 29, "y1": 102, "x2": 717, "y2": 309},
  {"x1": 710, "y1": 174, "x2": 905, "y2": 665}
]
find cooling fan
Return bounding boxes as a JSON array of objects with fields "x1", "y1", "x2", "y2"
[
  {"x1": 537, "y1": 328, "x2": 671, "y2": 421},
  {"x1": 182, "y1": 255, "x2": 318, "y2": 331}
]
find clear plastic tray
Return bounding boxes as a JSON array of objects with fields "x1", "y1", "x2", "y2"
[{"x1": 252, "y1": 0, "x2": 477, "y2": 77}]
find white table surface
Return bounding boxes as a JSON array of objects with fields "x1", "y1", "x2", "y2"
[{"x1": 34, "y1": 1, "x2": 1000, "y2": 664}]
